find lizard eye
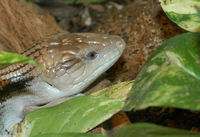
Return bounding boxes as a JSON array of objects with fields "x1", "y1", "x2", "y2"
[{"x1": 85, "y1": 50, "x2": 98, "y2": 60}]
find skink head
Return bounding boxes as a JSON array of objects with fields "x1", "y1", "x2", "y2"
[{"x1": 39, "y1": 32, "x2": 126, "y2": 96}]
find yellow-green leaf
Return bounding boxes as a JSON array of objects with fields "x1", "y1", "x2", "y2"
[
  {"x1": 0, "y1": 51, "x2": 43, "y2": 69},
  {"x1": 159, "y1": 0, "x2": 200, "y2": 32}
]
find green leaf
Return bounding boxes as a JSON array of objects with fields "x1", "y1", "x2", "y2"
[
  {"x1": 0, "y1": 51, "x2": 42, "y2": 69},
  {"x1": 159, "y1": 0, "x2": 200, "y2": 32},
  {"x1": 13, "y1": 95, "x2": 124, "y2": 137},
  {"x1": 33, "y1": 132, "x2": 107, "y2": 137},
  {"x1": 113, "y1": 123, "x2": 200, "y2": 137},
  {"x1": 124, "y1": 32, "x2": 200, "y2": 111},
  {"x1": 91, "y1": 80, "x2": 134, "y2": 101}
]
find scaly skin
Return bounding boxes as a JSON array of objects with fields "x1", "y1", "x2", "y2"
[{"x1": 0, "y1": 32, "x2": 126, "y2": 136}]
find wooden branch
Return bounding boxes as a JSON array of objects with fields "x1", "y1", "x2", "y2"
[{"x1": 0, "y1": 0, "x2": 64, "y2": 53}]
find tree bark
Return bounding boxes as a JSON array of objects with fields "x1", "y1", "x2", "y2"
[{"x1": 0, "y1": 0, "x2": 64, "y2": 53}]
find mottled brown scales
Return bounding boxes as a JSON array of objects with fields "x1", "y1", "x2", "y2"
[{"x1": 0, "y1": 32, "x2": 104, "y2": 98}]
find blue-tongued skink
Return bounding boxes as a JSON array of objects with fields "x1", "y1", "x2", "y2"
[{"x1": 0, "y1": 32, "x2": 126, "y2": 136}]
